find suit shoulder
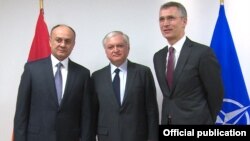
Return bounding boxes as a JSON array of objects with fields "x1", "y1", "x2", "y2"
[
  {"x1": 25, "y1": 57, "x2": 50, "y2": 68},
  {"x1": 70, "y1": 61, "x2": 90, "y2": 74},
  {"x1": 188, "y1": 39, "x2": 211, "y2": 50},
  {"x1": 195, "y1": 43, "x2": 214, "y2": 54},
  {"x1": 153, "y1": 47, "x2": 167, "y2": 61},
  {"x1": 185, "y1": 39, "x2": 217, "y2": 61},
  {"x1": 27, "y1": 57, "x2": 49, "y2": 64},
  {"x1": 129, "y1": 61, "x2": 151, "y2": 72},
  {"x1": 92, "y1": 65, "x2": 109, "y2": 77},
  {"x1": 154, "y1": 47, "x2": 167, "y2": 56}
]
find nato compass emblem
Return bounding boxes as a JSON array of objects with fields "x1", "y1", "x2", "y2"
[{"x1": 216, "y1": 98, "x2": 250, "y2": 124}]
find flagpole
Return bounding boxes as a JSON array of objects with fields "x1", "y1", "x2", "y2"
[{"x1": 40, "y1": 0, "x2": 44, "y2": 9}]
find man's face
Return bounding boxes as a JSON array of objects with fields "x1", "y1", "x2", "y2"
[
  {"x1": 104, "y1": 34, "x2": 130, "y2": 67},
  {"x1": 50, "y1": 26, "x2": 75, "y2": 61},
  {"x1": 159, "y1": 7, "x2": 187, "y2": 44}
]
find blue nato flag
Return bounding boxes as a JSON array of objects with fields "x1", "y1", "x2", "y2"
[{"x1": 210, "y1": 4, "x2": 250, "y2": 124}]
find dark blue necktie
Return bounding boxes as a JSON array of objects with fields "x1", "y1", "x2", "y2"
[
  {"x1": 113, "y1": 68, "x2": 121, "y2": 106},
  {"x1": 55, "y1": 62, "x2": 63, "y2": 105},
  {"x1": 166, "y1": 47, "x2": 175, "y2": 90}
]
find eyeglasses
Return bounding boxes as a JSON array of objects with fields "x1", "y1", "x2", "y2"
[{"x1": 159, "y1": 16, "x2": 183, "y2": 22}]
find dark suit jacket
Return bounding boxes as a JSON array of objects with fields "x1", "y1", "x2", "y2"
[
  {"x1": 14, "y1": 56, "x2": 92, "y2": 141},
  {"x1": 91, "y1": 60, "x2": 159, "y2": 141},
  {"x1": 153, "y1": 37, "x2": 224, "y2": 124}
]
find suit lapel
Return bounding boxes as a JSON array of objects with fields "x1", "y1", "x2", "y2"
[
  {"x1": 121, "y1": 61, "x2": 135, "y2": 109},
  {"x1": 43, "y1": 57, "x2": 60, "y2": 107},
  {"x1": 158, "y1": 47, "x2": 171, "y2": 96},
  {"x1": 60, "y1": 60, "x2": 76, "y2": 107},
  {"x1": 172, "y1": 38, "x2": 192, "y2": 92},
  {"x1": 105, "y1": 65, "x2": 121, "y2": 108}
]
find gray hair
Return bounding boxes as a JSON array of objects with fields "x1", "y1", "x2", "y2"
[{"x1": 102, "y1": 31, "x2": 130, "y2": 47}]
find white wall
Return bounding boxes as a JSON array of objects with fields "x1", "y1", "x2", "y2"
[{"x1": 0, "y1": 0, "x2": 249, "y2": 140}]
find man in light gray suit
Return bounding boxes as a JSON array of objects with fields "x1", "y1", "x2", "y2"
[
  {"x1": 14, "y1": 24, "x2": 93, "y2": 141},
  {"x1": 153, "y1": 2, "x2": 224, "y2": 125},
  {"x1": 91, "y1": 31, "x2": 159, "y2": 141}
]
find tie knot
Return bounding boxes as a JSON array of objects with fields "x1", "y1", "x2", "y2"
[
  {"x1": 169, "y1": 47, "x2": 175, "y2": 53},
  {"x1": 56, "y1": 62, "x2": 63, "y2": 69},
  {"x1": 114, "y1": 68, "x2": 120, "y2": 74}
]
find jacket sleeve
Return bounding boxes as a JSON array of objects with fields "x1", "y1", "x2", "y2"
[
  {"x1": 145, "y1": 68, "x2": 159, "y2": 141},
  {"x1": 199, "y1": 48, "x2": 224, "y2": 122},
  {"x1": 14, "y1": 63, "x2": 32, "y2": 141}
]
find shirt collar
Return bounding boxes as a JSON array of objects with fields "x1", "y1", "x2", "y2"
[
  {"x1": 167, "y1": 35, "x2": 186, "y2": 53},
  {"x1": 110, "y1": 60, "x2": 128, "y2": 74},
  {"x1": 51, "y1": 54, "x2": 69, "y2": 69}
]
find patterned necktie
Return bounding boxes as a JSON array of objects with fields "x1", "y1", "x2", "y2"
[
  {"x1": 113, "y1": 68, "x2": 121, "y2": 106},
  {"x1": 55, "y1": 62, "x2": 63, "y2": 105},
  {"x1": 166, "y1": 47, "x2": 175, "y2": 89}
]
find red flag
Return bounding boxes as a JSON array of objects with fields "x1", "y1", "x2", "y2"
[{"x1": 28, "y1": 8, "x2": 50, "y2": 62}]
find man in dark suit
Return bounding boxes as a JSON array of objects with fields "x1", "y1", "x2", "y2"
[
  {"x1": 153, "y1": 2, "x2": 224, "y2": 124},
  {"x1": 91, "y1": 31, "x2": 159, "y2": 141},
  {"x1": 14, "y1": 24, "x2": 92, "y2": 141}
]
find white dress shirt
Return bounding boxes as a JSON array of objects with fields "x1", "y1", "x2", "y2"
[
  {"x1": 166, "y1": 35, "x2": 186, "y2": 69},
  {"x1": 110, "y1": 60, "x2": 128, "y2": 105},
  {"x1": 51, "y1": 55, "x2": 68, "y2": 98}
]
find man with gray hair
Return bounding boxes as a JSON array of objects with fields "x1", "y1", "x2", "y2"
[{"x1": 92, "y1": 31, "x2": 159, "y2": 141}]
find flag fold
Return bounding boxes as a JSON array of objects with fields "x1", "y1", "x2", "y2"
[{"x1": 211, "y1": 4, "x2": 250, "y2": 125}]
